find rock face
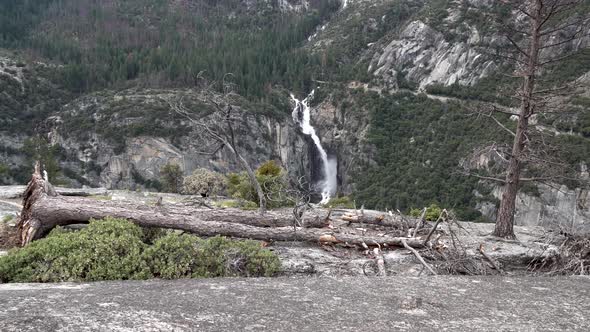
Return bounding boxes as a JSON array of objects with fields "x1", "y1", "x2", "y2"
[
  {"x1": 41, "y1": 90, "x2": 311, "y2": 190},
  {"x1": 0, "y1": 56, "x2": 26, "y2": 93},
  {"x1": 500, "y1": 185, "x2": 589, "y2": 234},
  {"x1": 469, "y1": 147, "x2": 590, "y2": 232},
  {"x1": 304, "y1": 94, "x2": 374, "y2": 194},
  {"x1": 369, "y1": 20, "x2": 495, "y2": 90}
]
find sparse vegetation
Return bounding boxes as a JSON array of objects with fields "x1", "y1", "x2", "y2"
[{"x1": 2, "y1": 215, "x2": 14, "y2": 223}]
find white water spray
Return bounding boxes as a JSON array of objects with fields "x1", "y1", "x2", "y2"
[{"x1": 291, "y1": 90, "x2": 337, "y2": 204}]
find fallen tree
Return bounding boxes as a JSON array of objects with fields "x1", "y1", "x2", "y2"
[
  {"x1": 0, "y1": 185, "x2": 108, "y2": 199},
  {"x1": 16, "y1": 166, "x2": 425, "y2": 248}
]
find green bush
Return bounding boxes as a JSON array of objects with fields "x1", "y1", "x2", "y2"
[
  {"x1": 323, "y1": 196, "x2": 355, "y2": 209},
  {"x1": 0, "y1": 218, "x2": 281, "y2": 283},
  {"x1": 256, "y1": 160, "x2": 282, "y2": 177},
  {"x1": 409, "y1": 203, "x2": 443, "y2": 221},
  {"x1": 0, "y1": 217, "x2": 150, "y2": 283},
  {"x1": 227, "y1": 161, "x2": 290, "y2": 208},
  {"x1": 182, "y1": 168, "x2": 225, "y2": 197},
  {"x1": 160, "y1": 163, "x2": 183, "y2": 193},
  {"x1": 0, "y1": 163, "x2": 8, "y2": 177},
  {"x1": 409, "y1": 208, "x2": 423, "y2": 219},
  {"x1": 145, "y1": 235, "x2": 280, "y2": 279},
  {"x1": 144, "y1": 233, "x2": 199, "y2": 279}
]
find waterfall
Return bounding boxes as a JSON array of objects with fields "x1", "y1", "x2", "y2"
[{"x1": 291, "y1": 90, "x2": 337, "y2": 204}]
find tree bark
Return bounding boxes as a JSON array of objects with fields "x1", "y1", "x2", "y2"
[
  {"x1": 494, "y1": 0, "x2": 542, "y2": 239},
  {"x1": 16, "y1": 168, "x2": 423, "y2": 249},
  {"x1": 236, "y1": 150, "x2": 267, "y2": 215},
  {"x1": 336, "y1": 209, "x2": 404, "y2": 227}
]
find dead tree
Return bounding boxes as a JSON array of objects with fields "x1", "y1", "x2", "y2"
[
  {"x1": 16, "y1": 165, "x2": 424, "y2": 248},
  {"x1": 164, "y1": 74, "x2": 267, "y2": 214},
  {"x1": 467, "y1": 0, "x2": 589, "y2": 238}
]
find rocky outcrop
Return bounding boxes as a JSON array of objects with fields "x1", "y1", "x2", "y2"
[
  {"x1": 306, "y1": 91, "x2": 374, "y2": 194},
  {"x1": 0, "y1": 56, "x2": 25, "y2": 93},
  {"x1": 369, "y1": 20, "x2": 496, "y2": 90},
  {"x1": 499, "y1": 185, "x2": 589, "y2": 234},
  {"x1": 32, "y1": 89, "x2": 311, "y2": 190},
  {"x1": 468, "y1": 149, "x2": 590, "y2": 233}
]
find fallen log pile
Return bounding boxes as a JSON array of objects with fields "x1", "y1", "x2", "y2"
[{"x1": 16, "y1": 166, "x2": 426, "y2": 249}]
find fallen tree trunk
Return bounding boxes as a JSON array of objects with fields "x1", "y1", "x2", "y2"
[
  {"x1": 335, "y1": 209, "x2": 407, "y2": 227},
  {"x1": 17, "y1": 167, "x2": 424, "y2": 249},
  {"x1": 0, "y1": 185, "x2": 108, "y2": 199}
]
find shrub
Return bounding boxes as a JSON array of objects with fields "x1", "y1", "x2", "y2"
[
  {"x1": 409, "y1": 203, "x2": 443, "y2": 221},
  {"x1": 226, "y1": 172, "x2": 256, "y2": 201},
  {"x1": 144, "y1": 233, "x2": 198, "y2": 279},
  {"x1": 323, "y1": 196, "x2": 355, "y2": 208},
  {"x1": 143, "y1": 234, "x2": 281, "y2": 278},
  {"x1": 0, "y1": 218, "x2": 281, "y2": 283},
  {"x1": 160, "y1": 163, "x2": 183, "y2": 193},
  {"x1": 227, "y1": 161, "x2": 290, "y2": 208},
  {"x1": 0, "y1": 163, "x2": 8, "y2": 176},
  {"x1": 425, "y1": 204, "x2": 443, "y2": 221},
  {"x1": 0, "y1": 217, "x2": 150, "y2": 283},
  {"x1": 256, "y1": 160, "x2": 282, "y2": 177},
  {"x1": 409, "y1": 208, "x2": 423, "y2": 219},
  {"x1": 192, "y1": 236, "x2": 280, "y2": 278},
  {"x1": 182, "y1": 168, "x2": 225, "y2": 197}
]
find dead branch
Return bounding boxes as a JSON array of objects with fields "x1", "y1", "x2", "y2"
[
  {"x1": 402, "y1": 239, "x2": 437, "y2": 276},
  {"x1": 478, "y1": 244, "x2": 504, "y2": 274},
  {"x1": 373, "y1": 247, "x2": 386, "y2": 277},
  {"x1": 412, "y1": 208, "x2": 427, "y2": 237},
  {"x1": 423, "y1": 210, "x2": 448, "y2": 245}
]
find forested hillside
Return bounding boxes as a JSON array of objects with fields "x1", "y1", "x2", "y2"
[{"x1": 0, "y1": 0, "x2": 341, "y2": 96}]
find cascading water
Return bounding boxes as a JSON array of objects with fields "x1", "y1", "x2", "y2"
[{"x1": 291, "y1": 90, "x2": 337, "y2": 204}]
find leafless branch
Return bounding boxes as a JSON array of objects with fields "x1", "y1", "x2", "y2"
[
  {"x1": 402, "y1": 239, "x2": 437, "y2": 276},
  {"x1": 464, "y1": 172, "x2": 507, "y2": 184},
  {"x1": 423, "y1": 210, "x2": 448, "y2": 246},
  {"x1": 478, "y1": 244, "x2": 504, "y2": 274}
]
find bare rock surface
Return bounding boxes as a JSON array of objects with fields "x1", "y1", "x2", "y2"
[{"x1": 0, "y1": 276, "x2": 588, "y2": 331}]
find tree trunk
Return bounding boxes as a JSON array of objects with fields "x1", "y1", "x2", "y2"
[
  {"x1": 236, "y1": 151, "x2": 267, "y2": 215},
  {"x1": 16, "y1": 168, "x2": 422, "y2": 248},
  {"x1": 494, "y1": 0, "x2": 542, "y2": 239}
]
